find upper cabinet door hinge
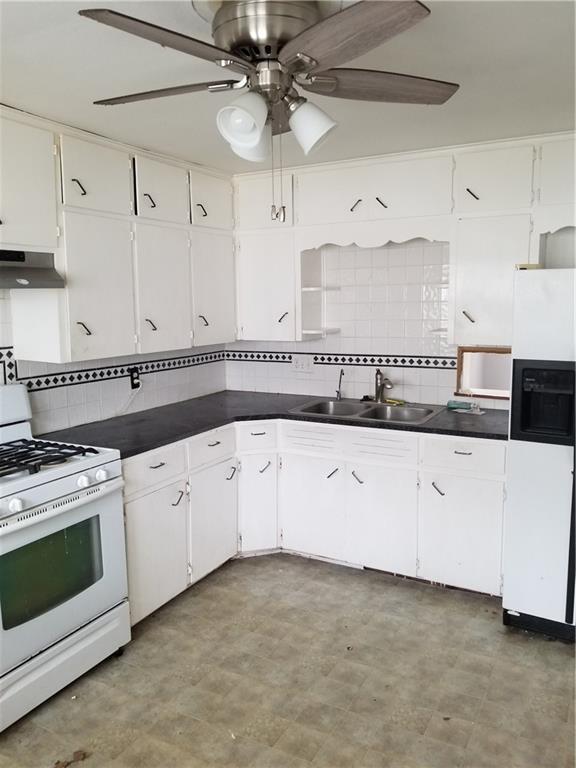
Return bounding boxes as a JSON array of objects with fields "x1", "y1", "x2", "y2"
[
  {"x1": 278, "y1": 456, "x2": 282, "y2": 470},
  {"x1": 130, "y1": 231, "x2": 135, "y2": 242},
  {"x1": 185, "y1": 480, "x2": 190, "y2": 496},
  {"x1": 53, "y1": 143, "x2": 58, "y2": 156},
  {"x1": 55, "y1": 225, "x2": 61, "y2": 238}
]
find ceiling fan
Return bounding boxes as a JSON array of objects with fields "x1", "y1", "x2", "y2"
[{"x1": 79, "y1": 1, "x2": 459, "y2": 162}]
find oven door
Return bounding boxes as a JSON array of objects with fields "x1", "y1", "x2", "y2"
[{"x1": 0, "y1": 477, "x2": 127, "y2": 675}]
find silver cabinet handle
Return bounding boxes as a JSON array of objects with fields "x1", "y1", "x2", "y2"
[
  {"x1": 352, "y1": 470, "x2": 364, "y2": 485},
  {"x1": 259, "y1": 461, "x2": 272, "y2": 474},
  {"x1": 226, "y1": 466, "x2": 237, "y2": 481},
  {"x1": 77, "y1": 321, "x2": 92, "y2": 336},
  {"x1": 278, "y1": 312, "x2": 288, "y2": 323},
  {"x1": 145, "y1": 318, "x2": 158, "y2": 331},
  {"x1": 375, "y1": 197, "x2": 388, "y2": 209},
  {"x1": 251, "y1": 431, "x2": 266, "y2": 436},
  {"x1": 149, "y1": 462, "x2": 166, "y2": 469},
  {"x1": 172, "y1": 490, "x2": 184, "y2": 506},
  {"x1": 350, "y1": 198, "x2": 362, "y2": 212},
  {"x1": 326, "y1": 467, "x2": 339, "y2": 479},
  {"x1": 71, "y1": 178, "x2": 87, "y2": 196},
  {"x1": 462, "y1": 310, "x2": 476, "y2": 324},
  {"x1": 454, "y1": 450, "x2": 472, "y2": 456},
  {"x1": 196, "y1": 203, "x2": 208, "y2": 217},
  {"x1": 208, "y1": 441, "x2": 221, "y2": 447},
  {"x1": 432, "y1": 482, "x2": 445, "y2": 496},
  {"x1": 198, "y1": 315, "x2": 209, "y2": 327},
  {"x1": 466, "y1": 187, "x2": 480, "y2": 200}
]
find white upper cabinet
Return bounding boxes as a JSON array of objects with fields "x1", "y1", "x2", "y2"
[
  {"x1": 60, "y1": 136, "x2": 132, "y2": 215},
  {"x1": 191, "y1": 230, "x2": 236, "y2": 346},
  {"x1": 63, "y1": 211, "x2": 136, "y2": 360},
  {"x1": 454, "y1": 145, "x2": 534, "y2": 212},
  {"x1": 0, "y1": 119, "x2": 58, "y2": 248},
  {"x1": 134, "y1": 223, "x2": 192, "y2": 354},
  {"x1": 539, "y1": 140, "x2": 575, "y2": 205},
  {"x1": 135, "y1": 156, "x2": 190, "y2": 224},
  {"x1": 190, "y1": 171, "x2": 233, "y2": 229},
  {"x1": 235, "y1": 174, "x2": 293, "y2": 229},
  {"x1": 454, "y1": 214, "x2": 532, "y2": 346},
  {"x1": 236, "y1": 230, "x2": 296, "y2": 341},
  {"x1": 296, "y1": 166, "x2": 374, "y2": 226}
]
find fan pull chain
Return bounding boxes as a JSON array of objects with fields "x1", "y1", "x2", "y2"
[
  {"x1": 278, "y1": 132, "x2": 286, "y2": 223},
  {"x1": 270, "y1": 125, "x2": 277, "y2": 221}
]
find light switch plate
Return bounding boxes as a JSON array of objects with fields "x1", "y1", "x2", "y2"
[{"x1": 292, "y1": 354, "x2": 313, "y2": 373}]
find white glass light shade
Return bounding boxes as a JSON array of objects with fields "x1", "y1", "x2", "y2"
[
  {"x1": 230, "y1": 125, "x2": 271, "y2": 162},
  {"x1": 217, "y1": 91, "x2": 268, "y2": 148},
  {"x1": 288, "y1": 100, "x2": 337, "y2": 155}
]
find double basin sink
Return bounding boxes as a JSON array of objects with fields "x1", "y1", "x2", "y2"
[{"x1": 290, "y1": 398, "x2": 444, "y2": 426}]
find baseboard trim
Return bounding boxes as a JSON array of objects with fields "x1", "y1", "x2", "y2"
[{"x1": 503, "y1": 610, "x2": 575, "y2": 643}]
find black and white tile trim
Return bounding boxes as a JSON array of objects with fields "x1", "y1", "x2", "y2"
[
  {"x1": 312, "y1": 354, "x2": 457, "y2": 369},
  {"x1": 0, "y1": 348, "x2": 16, "y2": 384},
  {"x1": 224, "y1": 351, "x2": 293, "y2": 363}
]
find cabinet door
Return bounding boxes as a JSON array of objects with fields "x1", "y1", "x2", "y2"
[
  {"x1": 235, "y1": 174, "x2": 293, "y2": 229},
  {"x1": 279, "y1": 454, "x2": 346, "y2": 561},
  {"x1": 135, "y1": 156, "x2": 189, "y2": 224},
  {"x1": 191, "y1": 230, "x2": 236, "y2": 346},
  {"x1": 125, "y1": 480, "x2": 189, "y2": 625},
  {"x1": 346, "y1": 463, "x2": 418, "y2": 577},
  {"x1": 454, "y1": 214, "x2": 531, "y2": 345},
  {"x1": 134, "y1": 223, "x2": 192, "y2": 354},
  {"x1": 296, "y1": 166, "x2": 373, "y2": 225},
  {"x1": 454, "y1": 146, "x2": 534, "y2": 212},
  {"x1": 368, "y1": 156, "x2": 453, "y2": 219},
  {"x1": 418, "y1": 472, "x2": 504, "y2": 594},
  {"x1": 60, "y1": 136, "x2": 132, "y2": 215},
  {"x1": 189, "y1": 459, "x2": 238, "y2": 583},
  {"x1": 0, "y1": 119, "x2": 57, "y2": 248},
  {"x1": 539, "y1": 140, "x2": 575, "y2": 205},
  {"x1": 236, "y1": 230, "x2": 296, "y2": 341},
  {"x1": 63, "y1": 212, "x2": 136, "y2": 360},
  {"x1": 190, "y1": 171, "x2": 233, "y2": 229},
  {"x1": 239, "y1": 453, "x2": 278, "y2": 552}
]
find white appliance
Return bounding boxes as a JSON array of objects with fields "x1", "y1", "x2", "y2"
[
  {"x1": 503, "y1": 269, "x2": 575, "y2": 641},
  {"x1": 0, "y1": 385, "x2": 130, "y2": 731}
]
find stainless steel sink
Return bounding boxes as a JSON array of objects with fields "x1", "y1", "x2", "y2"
[
  {"x1": 360, "y1": 404, "x2": 440, "y2": 425},
  {"x1": 298, "y1": 400, "x2": 368, "y2": 417}
]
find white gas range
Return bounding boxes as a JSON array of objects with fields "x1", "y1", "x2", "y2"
[{"x1": 0, "y1": 385, "x2": 130, "y2": 732}]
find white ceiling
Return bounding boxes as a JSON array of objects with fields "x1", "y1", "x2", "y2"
[{"x1": 0, "y1": 1, "x2": 574, "y2": 173}]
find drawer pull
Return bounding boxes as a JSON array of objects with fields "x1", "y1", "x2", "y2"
[
  {"x1": 226, "y1": 466, "x2": 237, "y2": 481},
  {"x1": 251, "y1": 431, "x2": 266, "y2": 436},
  {"x1": 71, "y1": 178, "x2": 87, "y2": 196},
  {"x1": 76, "y1": 321, "x2": 92, "y2": 336},
  {"x1": 350, "y1": 198, "x2": 362, "y2": 212},
  {"x1": 259, "y1": 461, "x2": 272, "y2": 474},
  {"x1": 432, "y1": 481, "x2": 445, "y2": 497},
  {"x1": 454, "y1": 450, "x2": 472, "y2": 456},
  {"x1": 196, "y1": 203, "x2": 208, "y2": 217},
  {"x1": 172, "y1": 490, "x2": 184, "y2": 507},
  {"x1": 145, "y1": 318, "x2": 158, "y2": 331},
  {"x1": 326, "y1": 467, "x2": 339, "y2": 479},
  {"x1": 352, "y1": 470, "x2": 364, "y2": 485},
  {"x1": 208, "y1": 441, "x2": 221, "y2": 447},
  {"x1": 466, "y1": 187, "x2": 480, "y2": 200},
  {"x1": 278, "y1": 312, "x2": 289, "y2": 323},
  {"x1": 375, "y1": 196, "x2": 388, "y2": 209},
  {"x1": 462, "y1": 310, "x2": 476, "y2": 324},
  {"x1": 198, "y1": 314, "x2": 210, "y2": 327},
  {"x1": 143, "y1": 192, "x2": 156, "y2": 208},
  {"x1": 149, "y1": 462, "x2": 166, "y2": 469}
]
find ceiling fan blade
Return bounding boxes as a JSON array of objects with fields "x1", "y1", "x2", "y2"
[
  {"x1": 299, "y1": 68, "x2": 459, "y2": 104},
  {"x1": 278, "y1": 1, "x2": 430, "y2": 73},
  {"x1": 94, "y1": 80, "x2": 244, "y2": 106},
  {"x1": 79, "y1": 9, "x2": 254, "y2": 75}
]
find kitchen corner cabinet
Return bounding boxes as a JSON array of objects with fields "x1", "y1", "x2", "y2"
[
  {"x1": 60, "y1": 136, "x2": 132, "y2": 215},
  {"x1": 238, "y1": 453, "x2": 278, "y2": 552},
  {"x1": 191, "y1": 230, "x2": 236, "y2": 345},
  {"x1": 134, "y1": 223, "x2": 192, "y2": 354},
  {"x1": 189, "y1": 459, "x2": 238, "y2": 584},
  {"x1": 135, "y1": 156, "x2": 189, "y2": 224},
  {"x1": 453, "y1": 214, "x2": 532, "y2": 345},
  {"x1": 124, "y1": 479, "x2": 189, "y2": 625},
  {"x1": 235, "y1": 174, "x2": 293, "y2": 229},
  {"x1": 190, "y1": 171, "x2": 233, "y2": 229},
  {"x1": 454, "y1": 146, "x2": 534, "y2": 212},
  {"x1": 0, "y1": 118, "x2": 58, "y2": 249},
  {"x1": 236, "y1": 230, "x2": 296, "y2": 341}
]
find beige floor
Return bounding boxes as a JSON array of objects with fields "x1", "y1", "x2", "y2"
[{"x1": 0, "y1": 553, "x2": 574, "y2": 768}]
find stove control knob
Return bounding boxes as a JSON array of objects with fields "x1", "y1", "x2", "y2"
[
  {"x1": 95, "y1": 469, "x2": 108, "y2": 483},
  {"x1": 8, "y1": 497, "x2": 24, "y2": 513},
  {"x1": 77, "y1": 474, "x2": 91, "y2": 489}
]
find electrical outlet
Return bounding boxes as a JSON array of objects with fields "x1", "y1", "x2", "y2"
[
  {"x1": 292, "y1": 354, "x2": 313, "y2": 373},
  {"x1": 128, "y1": 367, "x2": 141, "y2": 390}
]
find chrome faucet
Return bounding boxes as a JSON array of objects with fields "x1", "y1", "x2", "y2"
[
  {"x1": 375, "y1": 368, "x2": 393, "y2": 403},
  {"x1": 336, "y1": 368, "x2": 345, "y2": 400}
]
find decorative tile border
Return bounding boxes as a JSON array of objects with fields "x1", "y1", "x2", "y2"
[
  {"x1": 312, "y1": 353, "x2": 457, "y2": 369},
  {"x1": 224, "y1": 351, "x2": 293, "y2": 363},
  {"x1": 0, "y1": 347, "x2": 16, "y2": 384}
]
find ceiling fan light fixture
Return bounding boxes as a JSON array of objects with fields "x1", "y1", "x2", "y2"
[
  {"x1": 230, "y1": 124, "x2": 271, "y2": 162},
  {"x1": 287, "y1": 98, "x2": 337, "y2": 155},
  {"x1": 216, "y1": 90, "x2": 268, "y2": 148}
]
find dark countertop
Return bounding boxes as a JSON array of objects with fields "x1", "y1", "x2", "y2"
[{"x1": 44, "y1": 390, "x2": 509, "y2": 458}]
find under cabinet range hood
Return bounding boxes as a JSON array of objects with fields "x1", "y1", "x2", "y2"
[{"x1": 0, "y1": 251, "x2": 65, "y2": 289}]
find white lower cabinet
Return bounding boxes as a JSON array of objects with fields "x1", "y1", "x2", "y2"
[
  {"x1": 124, "y1": 479, "x2": 189, "y2": 625},
  {"x1": 417, "y1": 471, "x2": 504, "y2": 595},
  {"x1": 189, "y1": 458, "x2": 238, "y2": 584},
  {"x1": 346, "y1": 463, "x2": 418, "y2": 577},
  {"x1": 238, "y1": 453, "x2": 278, "y2": 553},
  {"x1": 280, "y1": 454, "x2": 346, "y2": 561}
]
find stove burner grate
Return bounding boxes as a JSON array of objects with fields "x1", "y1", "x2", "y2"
[{"x1": 0, "y1": 438, "x2": 99, "y2": 478}]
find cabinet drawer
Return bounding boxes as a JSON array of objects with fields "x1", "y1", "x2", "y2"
[
  {"x1": 280, "y1": 421, "x2": 340, "y2": 455},
  {"x1": 344, "y1": 427, "x2": 418, "y2": 465},
  {"x1": 123, "y1": 441, "x2": 187, "y2": 498},
  {"x1": 236, "y1": 421, "x2": 277, "y2": 451},
  {"x1": 188, "y1": 426, "x2": 236, "y2": 470},
  {"x1": 420, "y1": 436, "x2": 506, "y2": 475}
]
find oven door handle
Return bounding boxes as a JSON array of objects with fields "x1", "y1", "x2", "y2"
[{"x1": 0, "y1": 477, "x2": 125, "y2": 536}]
